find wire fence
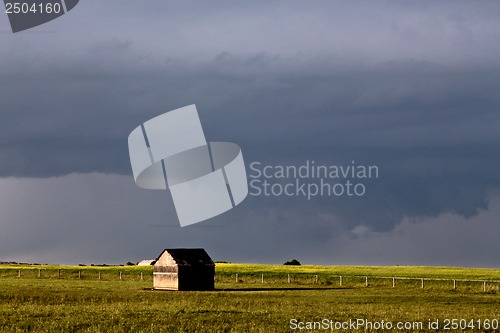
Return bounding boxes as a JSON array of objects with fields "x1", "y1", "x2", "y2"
[
  {"x1": 0, "y1": 268, "x2": 153, "y2": 281},
  {"x1": 2, "y1": 268, "x2": 500, "y2": 292},
  {"x1": 215, "y1": 273, "x2": 500, "y2": 292}
]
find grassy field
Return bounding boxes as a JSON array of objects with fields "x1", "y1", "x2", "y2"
[{"x1": 0, "y1": 264, "x2": 499, "y2": 332}]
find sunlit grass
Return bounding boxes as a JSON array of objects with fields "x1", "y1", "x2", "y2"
[{"x1": 0, "y1": 264, "x2": 499, "y2": 332}]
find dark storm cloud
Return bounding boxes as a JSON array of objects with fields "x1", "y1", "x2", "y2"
[
  {"x1": 2, "y1": 56, "x2": 500, "y2": 175},
  {"x1": 1, "y1": 0, "x2": 500, "y2": 264},
  {"x1": 1, "y1": 174, "x2": 499, "y2": 266},
  {"x1": 1, "y1": 52, "x2": 499, "y2": 232}
]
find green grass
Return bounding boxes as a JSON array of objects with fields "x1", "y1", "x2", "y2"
[
  {"x1": 0, "y1": 264, "x2": 499, "y2": 332},
  {"x1": 216, "y1": 263, "x2": 500, "y2": 280}
]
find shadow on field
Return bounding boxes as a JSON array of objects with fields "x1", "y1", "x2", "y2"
[
  {"x1": 143, "y1": 287, "x2": 353, "y2": 292},
  {"x1": 215, "y1": 287, "x2": 350, "y2": 292}
]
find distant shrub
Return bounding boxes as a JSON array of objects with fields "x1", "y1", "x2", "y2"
[
  {"x1": 126, "y1": 262, "x2": 136, "y2": 266},
  {"x1": 283, "y1": 259, "x2": 301, "y2": 266}
]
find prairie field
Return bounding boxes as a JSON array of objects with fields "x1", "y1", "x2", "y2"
[{"x1": 0, "y1": 264, "x2": 499, "y2": 332}]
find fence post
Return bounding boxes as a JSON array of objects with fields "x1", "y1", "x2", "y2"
[
  {"x1": 421, "y1": 278, "x2": 424, "y2": 289},
  {"x1": 339, "y1": 276, "x2": 343, "y2": 286},
  {"x1": 119, "y1": 272, "x2": 122, "y2": 280},
  {"x1": 58, "y1": 269, "x2": 61, "y2": 279},
  {"x1": 315, "y1": 275, "x2": 318, "y2": 284},
  {"x1": 235, "y1": 273, "x2": 238, "y2": 282},
  {"x1": 38, "y1": 269, "x2": 41, "y2": 278},
  {"x1": 483, "y1": 281, "x2": 486, "y2": 292},
  {"x1": 288, "y1": 274, "x2": 291, "y2": 284},
  {"x1": 261, "y1": 274, "x2": 264, "y2": 283},
  {"x1": 453, "y1": 280, "x2": 456, "y2": 290},
  {"x1": 365, "y1": 276, "x2": 368, "y2": 287},
  {"x1": 141, "y1": 272, "x2": 143, "y2": 281},
  {"x1": 392, "y1": 277, "x2": 395, "y2": 288},
  {"x1": 98, "y1": 271, "x2": 101, "y2": 280},
  {"x1": 79, "y1": 271, "x2": 81, "y2": 279},
  {"x1": 18, "y1": 269, "x2": 21, "y2": 278}
]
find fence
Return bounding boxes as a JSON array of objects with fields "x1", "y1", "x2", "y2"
[
  {"x1": 2, "y1": 268, "x2": 500, "y2": 292},
  {"x1": 0, "y1": 267, "x2": 153, "y2": 282},
  {"x1": 215, "y1": 273, "x2": 500, "y2": 292}
]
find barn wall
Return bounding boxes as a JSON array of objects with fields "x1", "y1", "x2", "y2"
[
  {"x1": 154, "y1": 252, "x2": 177, "y2": 267},
  {"x1": 178, "y1": 266, "x2": 215, "y2": 291},
  {"x1": 154, "y1": 252, "x2": 179, "y2": 290},
  {"x1": 153, "y1": 272, "x2": 178, "y2": 290}
]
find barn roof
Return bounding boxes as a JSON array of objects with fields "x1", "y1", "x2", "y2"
[
  {"x1": 156, "y1": 248, "x2": 214, "y2": 266},
  {"x1": 137, "y1": 259, "x2": 155, "y2": 266}
]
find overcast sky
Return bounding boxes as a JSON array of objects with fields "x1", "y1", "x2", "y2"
[{"x1": 1, "y1": 1, "x2": 499, "y2": 266}]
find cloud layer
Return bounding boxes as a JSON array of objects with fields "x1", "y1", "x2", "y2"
[{"x1": 1, "y1": 1, "x2": 499, "y2": 264}]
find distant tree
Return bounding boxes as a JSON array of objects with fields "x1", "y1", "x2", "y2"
[
  {"x1": 126, "y1": 261, "x2": 136, "y2": 266},
  {"x1": 283, "y1": 259, "x2": 301, "y2": 266}
]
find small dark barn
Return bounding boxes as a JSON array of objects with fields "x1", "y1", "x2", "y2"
[{"x1": 153, "y1": 248, "x2": 215, "y2": 291}]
